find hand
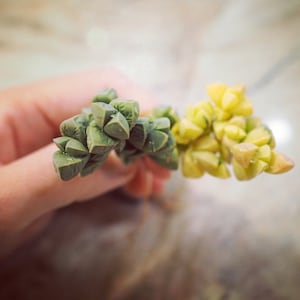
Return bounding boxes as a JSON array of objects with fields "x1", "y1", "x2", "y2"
[{"x1": 0, "y1": 69, "x2": 170, "y2": 251}]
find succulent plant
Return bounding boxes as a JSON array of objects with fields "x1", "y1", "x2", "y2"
[
  {"x1": 53, "y1": 88, "x2": 178, "y2": 181},
  {"x1": 53, "y1": 84, "x2": 294, "y2": 182},
  {"x1": 174, "y1": 83, "x2": 294, "y2": 180}
]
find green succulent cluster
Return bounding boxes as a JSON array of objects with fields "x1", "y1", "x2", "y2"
[{"x1": 53, "y1": 88, "x2": 178, "y2": 181}]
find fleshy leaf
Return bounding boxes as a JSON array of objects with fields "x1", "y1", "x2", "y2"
[
  {"x1": 65, "y1": 138, "x2": 89, "y2": 157},
  {"x1": 53, "y1": 151, "x2": 88, "y2": 181},
  {"x1": 150, "y1": 148, "x2": 179, "y2": 170},
  {"x1": 128, "y1": 117, "x2": 150, "y2": 150},
  {"x1": 91, "y1": 102, "x2": 117, "y2": 128},
  {"x1": 150, "y1": 106, "x2": 179, "y2": 128},
  {"x1": 232, "y1": 143, "x2": 258, "y2": 168},
  {"x1": 191, "y1": 135, "x2": 219, "y2": 152},
  {"x1": 244, "y1": 126, "x2": 273, "y2": 146},
  {"x1": 92, "y1": 88, "x2": 118, "y2": 104},
  {"x1": 53, "y1": 136, "x2": 71, "y2": 152},
  {"x1": 80, "y1": 152, "x2": 109, "y2": 177},
  {"x1": 87, "y1": 121, "x2": 117, "y2": 154},
  {"x1": 144, "y1": 130, "x2": 169, "y2": 153},
  {"x1": 266, "y1": 151, "x2": 294, "y2": 174},
  {"x1": 192, "y1": 151, "x2": 219, "y2": 173},
  {"x1": 181, "y1": 150, "x2": 205, "y2": 178},
  {"x1": 207, "y1": 83, "x2": 227, "y2": 107},
  {"x1": 110, "y1": 99, "x2": 139, "y2": 129},
  {"x1": 59, "y1": 115, "x2": 87, "y2": 144},
  {"x1": 104, "y1": 112, "x2": 130, "y2": 140},
  {"x1": 152, "y1": 117, "x2": 171, "y2": 133}
]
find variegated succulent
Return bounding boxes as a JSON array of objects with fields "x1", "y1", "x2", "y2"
[{"x1": 53, "y1": 84, "x2": 294, "y2": 182}]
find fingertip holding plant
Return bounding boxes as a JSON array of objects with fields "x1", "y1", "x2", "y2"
[{"x1": 53, "y1": 83, "x2": 294, "y2": 183}]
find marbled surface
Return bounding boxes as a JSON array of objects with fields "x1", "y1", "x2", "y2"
[{"x1": 0, "y1": 0, "x2": 299, "y2": 299}]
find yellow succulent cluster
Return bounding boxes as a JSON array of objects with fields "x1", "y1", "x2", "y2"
[{"x1": 172, "y1": 83, "x2": 294, "y2": 180}]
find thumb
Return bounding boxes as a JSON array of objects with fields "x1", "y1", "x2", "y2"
[{"x1": 0, "y1": 144, "x2": 137, "y2": 234}]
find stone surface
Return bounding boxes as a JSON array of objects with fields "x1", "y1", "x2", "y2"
[{"x1": 0, "y1": 0, "x2": 299, "y2": 299}]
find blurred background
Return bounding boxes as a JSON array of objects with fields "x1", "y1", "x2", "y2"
[{"x1": 0, "y1": 0, "x2": 299, "y2": 299}]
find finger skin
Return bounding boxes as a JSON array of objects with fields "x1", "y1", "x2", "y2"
[
  {"x1": 152, "y1": 177, "x2": 165, "y2": 195},
  {"x1": 144, "y1": 156, "x2": 171, "y2": 180},
  {"x1": 0, "y1": 144, "x2": 138, "y2": 234},
  {"x1": 124, "y1": 161, "x2": 153, "y2": 198}
]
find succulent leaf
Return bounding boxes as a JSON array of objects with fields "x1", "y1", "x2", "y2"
[
  {"x1": 91, "y1": 102, "x2": 117, "y2": 128},
  {"x1": 181, "y1": 150, "x2": 205, "y2": 178},
  {"x1": 151, "y1": 106, "x2": 179, "y2": 128},
  {"x1": 110, "y1": 99, "x2": 139, "y2": 129},
  {"x1": 153, "y1": 117, "x2": 171, "y2": 133},
  {"x1": 266, "y1": 151, "x2": 294, "y2": 174},
  {"x1": 192, "y1": 151, "x2": 219, "y2": 173},
  {"x1": 191, "y1": 135, "x2": 219, "y2": 152},
  {"x1": 80, "y1": 152, "x2": 109, "y2": 177},
  {"x1": 144, "y1": 130, "x2": 169, "y2": 153},
  {"x1": 206, "y1": 83, "x2": 227, "y2": 106},
  {"x1": 87, "y1": 121, "x2": 117, "y2": 154},
  {"x1": 150, "y1": 147, "x2": 179, "y2": 170},
  {"x1": 232, "y1": 143, "x2": 258, "y2": 168},
  {"x1": 65, "y1": 138, "x2": 89, "y2": 157},
  {"x1": 244, "y1": 126, "x2": 273, "y2": 146},
  {"x1": 104, "y1": 112, "x2": 130, "y2": 140},
  {"x1": 128, "y1": 117, "x2": 150, "y2": 150},
  {"x1": 53, "y1": 151, "x2": 89, "y2": 181},
  {"x1": 60, "y1": 115, "x2": 87, "y2": 144},
  {"x1": 53, "y1": 136, "x2": 71, "y2": 152},
  {"x1": 92, "y1": 88, "x2": 118, "y2": 104}
]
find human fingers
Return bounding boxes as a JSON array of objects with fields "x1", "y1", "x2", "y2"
[
  {"x1": 0, "y1": 144, "x2": 137, "y2": 235},
  {"x1": 143, "y1": 157, "x2": 171, "y2": 180},
  {"x1": 123, "y1": 161, "x2": 153, "y2": 198},
  {"x1": 123, "y1": 157, "x2": 170, "y2": 198}
]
